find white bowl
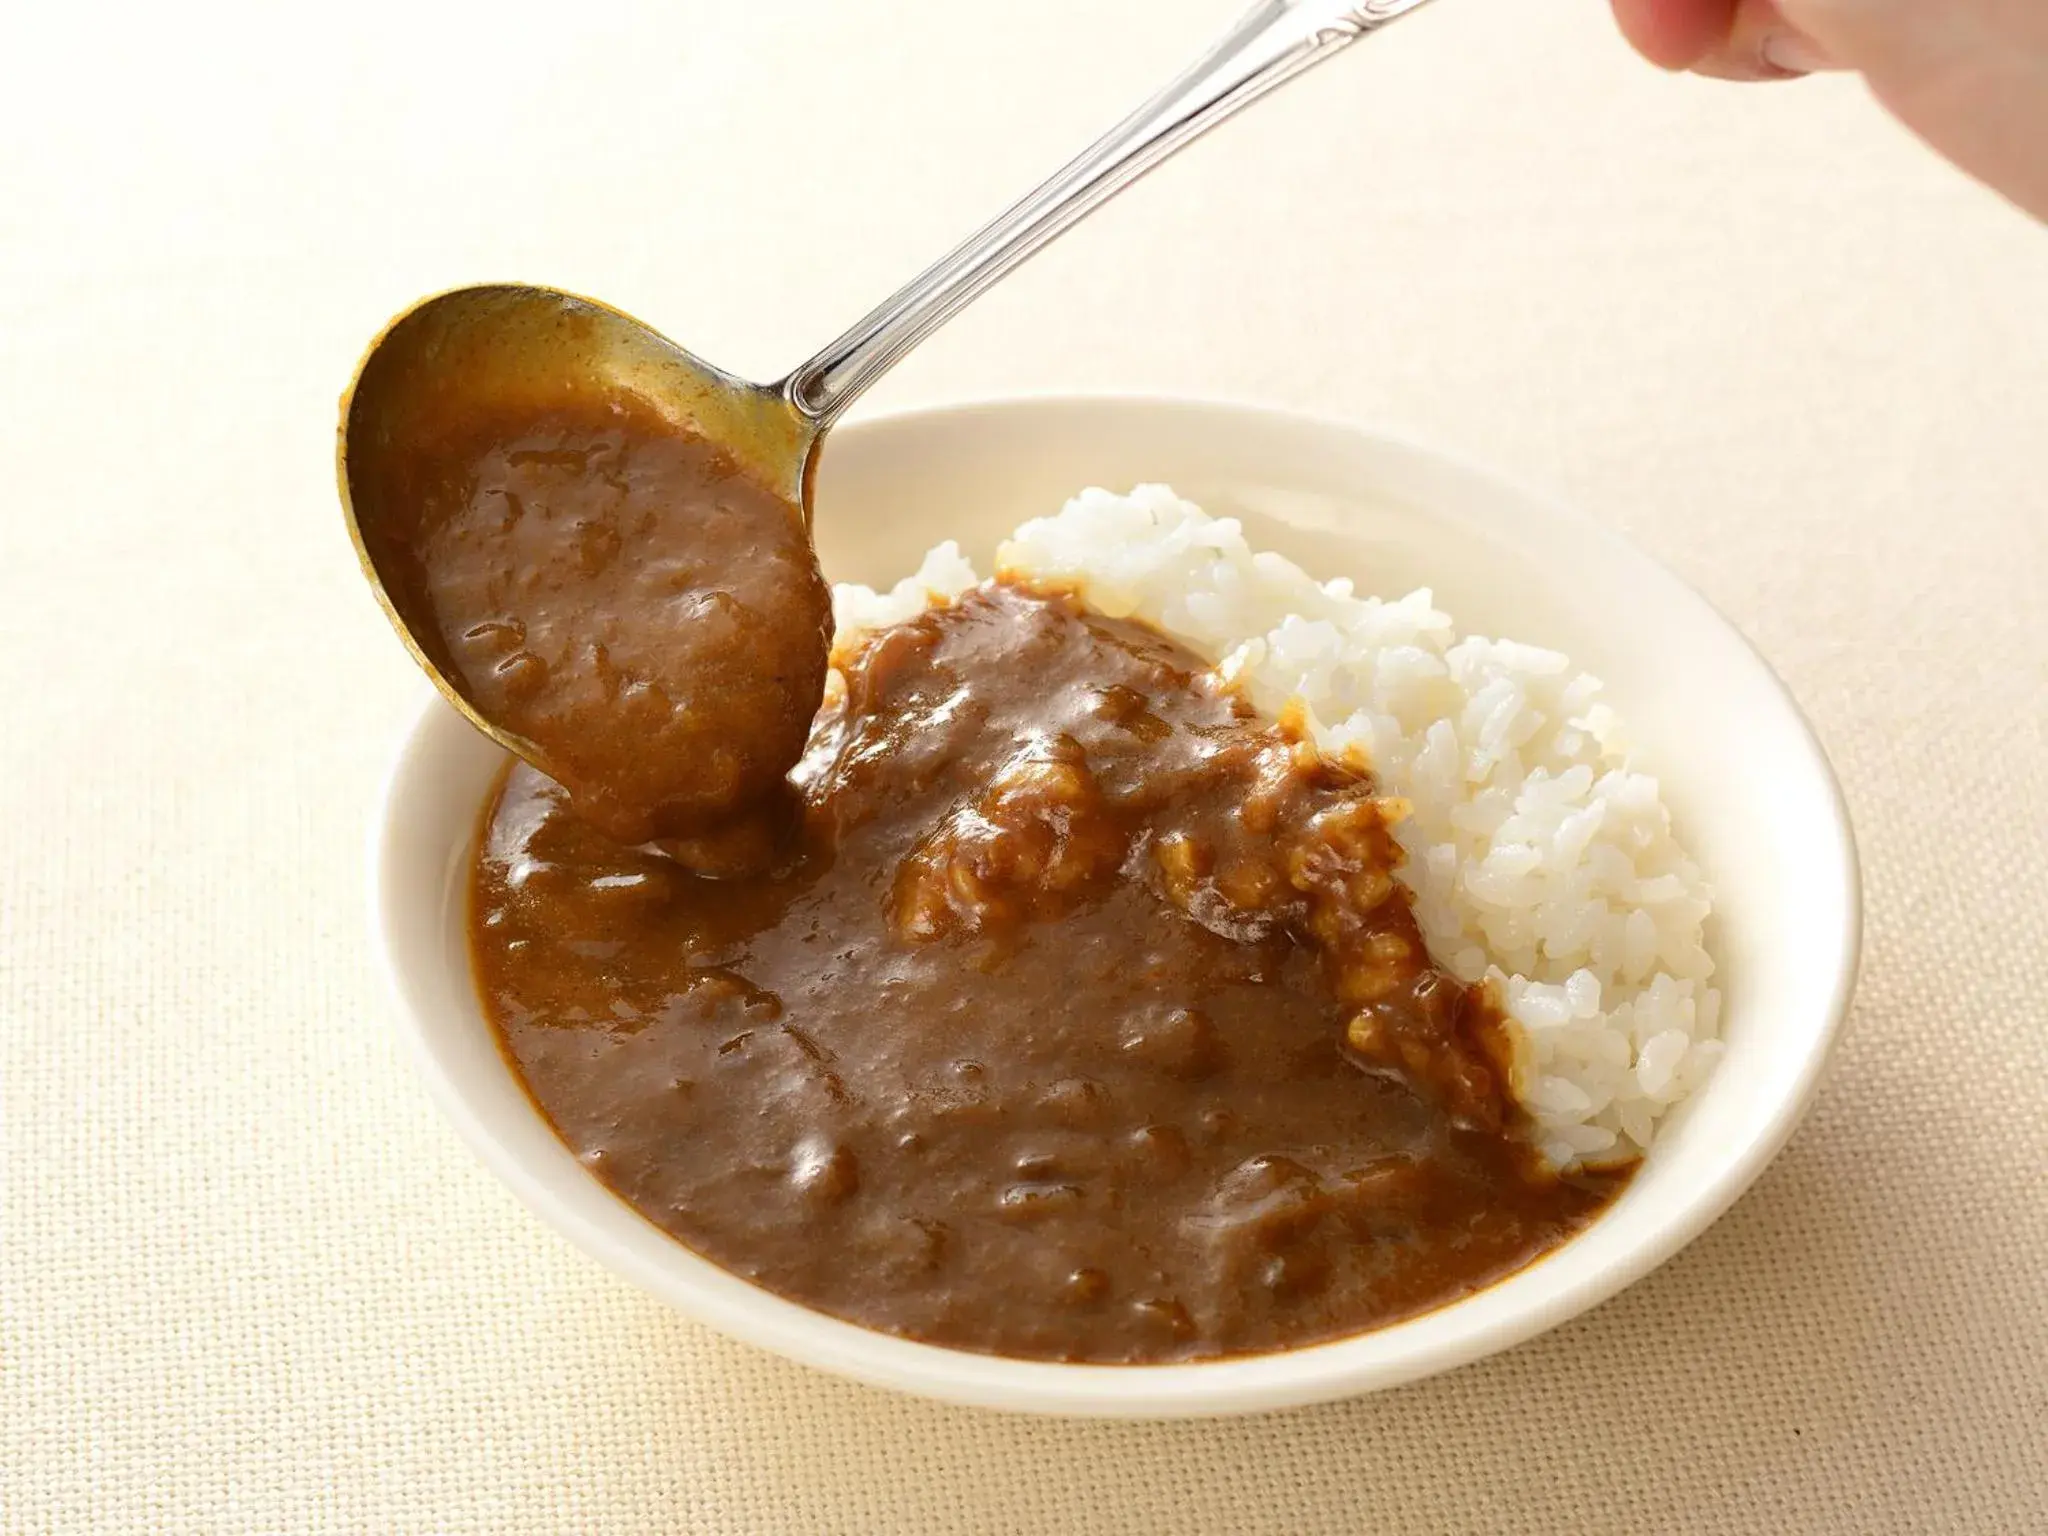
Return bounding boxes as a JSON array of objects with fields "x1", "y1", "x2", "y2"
[{"x1": 370, "y1": 395, "x2": 1860, "y2": 1417}]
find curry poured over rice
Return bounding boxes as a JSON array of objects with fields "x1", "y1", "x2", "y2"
[{"x1": 439, "y1": 390, "x2": 1717, "y2": 1361}]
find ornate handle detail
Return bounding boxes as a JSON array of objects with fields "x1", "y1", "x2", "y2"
[
  {"x1": 783, "y1": 0, "x2": 1443, "y2": 426},
  {"x1": 1348, "y1": 0, "x2": 1441, "y2": 26}
]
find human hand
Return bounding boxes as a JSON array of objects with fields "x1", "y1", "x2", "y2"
[{"x1": 1609, "y1": 0, "x2": 2048, "y2": 220}]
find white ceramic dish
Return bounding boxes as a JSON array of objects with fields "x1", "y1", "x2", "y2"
[{"x1": 370, "y1": 395, "x2": 1860, "y2": 1417}]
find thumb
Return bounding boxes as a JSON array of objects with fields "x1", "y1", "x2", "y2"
[{"x1": 1776, "y1": 0, "x2": 2048, "y2": 220}]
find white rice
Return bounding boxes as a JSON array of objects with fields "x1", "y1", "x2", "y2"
[{"x1": 832, "y1": 485, "x2": 1720, "y2": 1169}]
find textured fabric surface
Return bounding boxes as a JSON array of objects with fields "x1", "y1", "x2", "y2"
[{"x1": 4, "y1": 1, "x2": 2044, "y2": 1531}]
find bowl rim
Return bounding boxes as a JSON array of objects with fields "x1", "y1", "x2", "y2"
[{"x1": 368, "y1": 390, "x2": 1863, "y2": 1417}]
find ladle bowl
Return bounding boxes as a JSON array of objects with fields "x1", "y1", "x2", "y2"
[{"x1": 339, "y1": 1, "x2": 1443, "y2": 765}]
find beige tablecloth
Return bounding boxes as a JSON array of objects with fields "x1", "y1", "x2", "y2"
[{"x1": 5, "y1": 1, "x2": 2044, "y2": 1530}]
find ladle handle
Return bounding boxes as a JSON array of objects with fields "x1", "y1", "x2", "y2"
[{"x1": 782, "y1": 0, "x2": 1439, "y2": 428}]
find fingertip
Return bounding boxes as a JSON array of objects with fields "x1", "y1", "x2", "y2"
[{"x1": 1610, "y1": 0, "x2": 1739, "y2": 71}]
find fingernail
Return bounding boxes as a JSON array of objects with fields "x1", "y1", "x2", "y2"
[{"x1": 1761, "y1": 30, "x2": 1841, "y2": 76}]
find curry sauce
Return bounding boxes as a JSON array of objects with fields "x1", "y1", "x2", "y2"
[
  {"x1": 470, "y1": 581, "x2": 1625, "y2": 1363},
  {"x1": 356, "y1": 386, "x2": 830, "y2": 851}
]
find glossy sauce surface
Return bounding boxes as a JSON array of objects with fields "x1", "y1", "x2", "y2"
[
  {"x1": 360, "y1": 384, "x2": 831, "y2": 849},
  {"x1": 471, "y1": 583, "x2": 1625, "y2": 1362}
]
